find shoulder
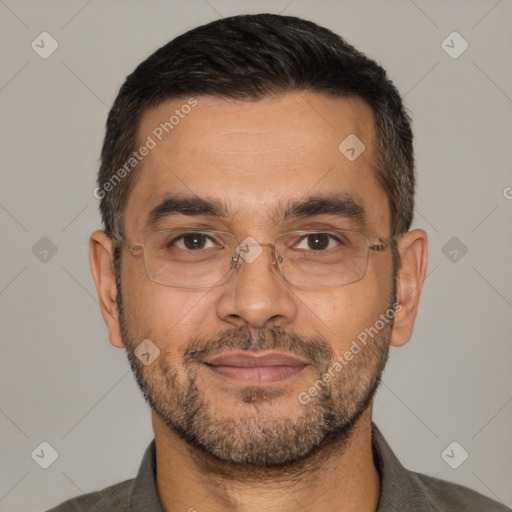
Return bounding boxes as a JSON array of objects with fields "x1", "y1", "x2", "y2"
[
  {"x1": 407, "y1": 470, "x2": 510, "y2": 511},
  {"x1": 45, "y1": 478, "x2": 133, "y2": 511},
  {"x1": 371, "y1": 423, "x2": 510, "y2": 511}
]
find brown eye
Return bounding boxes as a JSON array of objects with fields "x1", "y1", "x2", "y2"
[
  {"x1": 181, "y1": 233, "x2": 209, "y2": 250},
  {"x1": 306, "y1": 233, "x2": 330, "y2": 250},
  {"x1": 295, "y1": 233, "x2": 338, "y2": 251}
]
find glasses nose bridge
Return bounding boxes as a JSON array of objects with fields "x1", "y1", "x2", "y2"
[
  {"x1": 259, "y1": 242, "x2": 282, "y2": 266},
  {"x1": 257, "y1": 241, "x2": 276, "y2": 250},
  {"x1": 232, "y1": 240, "x2": 282, "y2": 271}
]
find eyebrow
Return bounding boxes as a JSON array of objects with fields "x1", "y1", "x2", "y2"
[
  {"x1": 146, "y1": 193, "x2": 366, "y2": 230},
  {"x1": 279, "y1": 194, "x2": 365, "y2": 228},
  {"x1": 147, "y1": 195, "x2": 228, "y2": 228}
]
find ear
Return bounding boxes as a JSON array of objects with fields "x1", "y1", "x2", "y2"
[
  {"x1": 89, "y1": 230, "x2": 125, "y2": 348},
  {"x1": 390, "y1": 229, "x2": 428, "y2": 348}
]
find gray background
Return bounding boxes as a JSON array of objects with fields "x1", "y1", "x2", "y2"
[{"x1": 1, "y1": 0, "x2": 511, "y2": 510}]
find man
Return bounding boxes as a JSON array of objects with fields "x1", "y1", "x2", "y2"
[{"x1": 48, "y1": 13, "x2": 509, "y2": 512}]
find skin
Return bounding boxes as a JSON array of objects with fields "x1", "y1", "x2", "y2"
[{"x1": 90, "y1": 92, "x2": 428, "y2": 512}]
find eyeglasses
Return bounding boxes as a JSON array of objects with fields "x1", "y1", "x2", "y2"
[{"x1": 120, "y1": 228, "x2": 394, "y2": 289}]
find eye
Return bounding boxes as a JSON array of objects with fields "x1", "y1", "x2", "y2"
[
  {"x1": 172, "y1": 232, "x2": 219, "y2": 251},
  {"x1": 295, "y1": 233, "x2": 345, "y2": 251}
]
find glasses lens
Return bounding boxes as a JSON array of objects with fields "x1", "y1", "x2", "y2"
[
  {"x1": 275, "y1": 230, "x2": 369, "y2": 287},
  {"x1": 143, "y1": 230, "x2": 236, "y2": 288},
  {"x1": 139, "y1": 229, "x2": 370, "y2": 289}
]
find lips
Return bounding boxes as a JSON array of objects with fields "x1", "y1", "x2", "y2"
[
  {"x1": 204, "y1": 351, "x2": 309, "y2": 367},
  {"x1": 203, "y1": 351, "x2": 309, "y2": 385}
]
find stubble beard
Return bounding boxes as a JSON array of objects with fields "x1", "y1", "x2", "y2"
[
  {"x1": 113, "y1": 253, "x2": 393, "y2": 468},
  {"x1": 119, "y1": 316, "x2": 391, "y2": 468}
]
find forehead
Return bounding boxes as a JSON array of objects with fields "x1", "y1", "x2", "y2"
[{"x1": 124, "y1": 92, "x2": 390, "y2": 237}]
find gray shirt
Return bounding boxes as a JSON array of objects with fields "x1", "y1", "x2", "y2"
[{"x1": 46, "y1": 423, "x2": 510, "y2": 511}]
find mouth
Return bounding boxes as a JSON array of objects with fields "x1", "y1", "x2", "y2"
[{"x1": 202, "y1": 351, "x2": 310, "y2": 385}]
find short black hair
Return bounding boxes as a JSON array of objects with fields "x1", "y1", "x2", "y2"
[{"x1": 98, "y1": 13, "x2": 414, "y2": 244}]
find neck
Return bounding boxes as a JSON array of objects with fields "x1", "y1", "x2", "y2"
[{"x1": 152, "y1": 405, "x2": 381, "y2": 512}]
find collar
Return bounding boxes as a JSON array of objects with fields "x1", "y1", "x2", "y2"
[
  {"x1": 371, "y1": 423, "x2": 424, "y2": 511},
  {"x1": 128, "y1": 423, "x2": 424, "y2": 511}
]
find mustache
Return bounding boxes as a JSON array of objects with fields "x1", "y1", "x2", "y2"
[{"x1": 183, "y1": 325, "x2": 332, "y2": 369}]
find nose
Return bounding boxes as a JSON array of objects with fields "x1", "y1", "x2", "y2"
[{"x1": 216, "y1": 244, "x2": 298, "y2": 330}]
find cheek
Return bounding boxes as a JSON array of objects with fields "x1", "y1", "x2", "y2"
[
  {"x1": 120, "y1": 261, "x2": 214, "y2": 350},
  {"x1": 300, "y1": 279, "x2": 391, "y2": 352}
]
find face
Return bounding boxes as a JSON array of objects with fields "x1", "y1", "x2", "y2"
[{"x1": 114, "y1": 93, "x2": 397, "y2": 466}]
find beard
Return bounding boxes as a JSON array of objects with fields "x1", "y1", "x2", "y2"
[{"x1": 114, "y1": 252, "x2": 395, "y2": 468}]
